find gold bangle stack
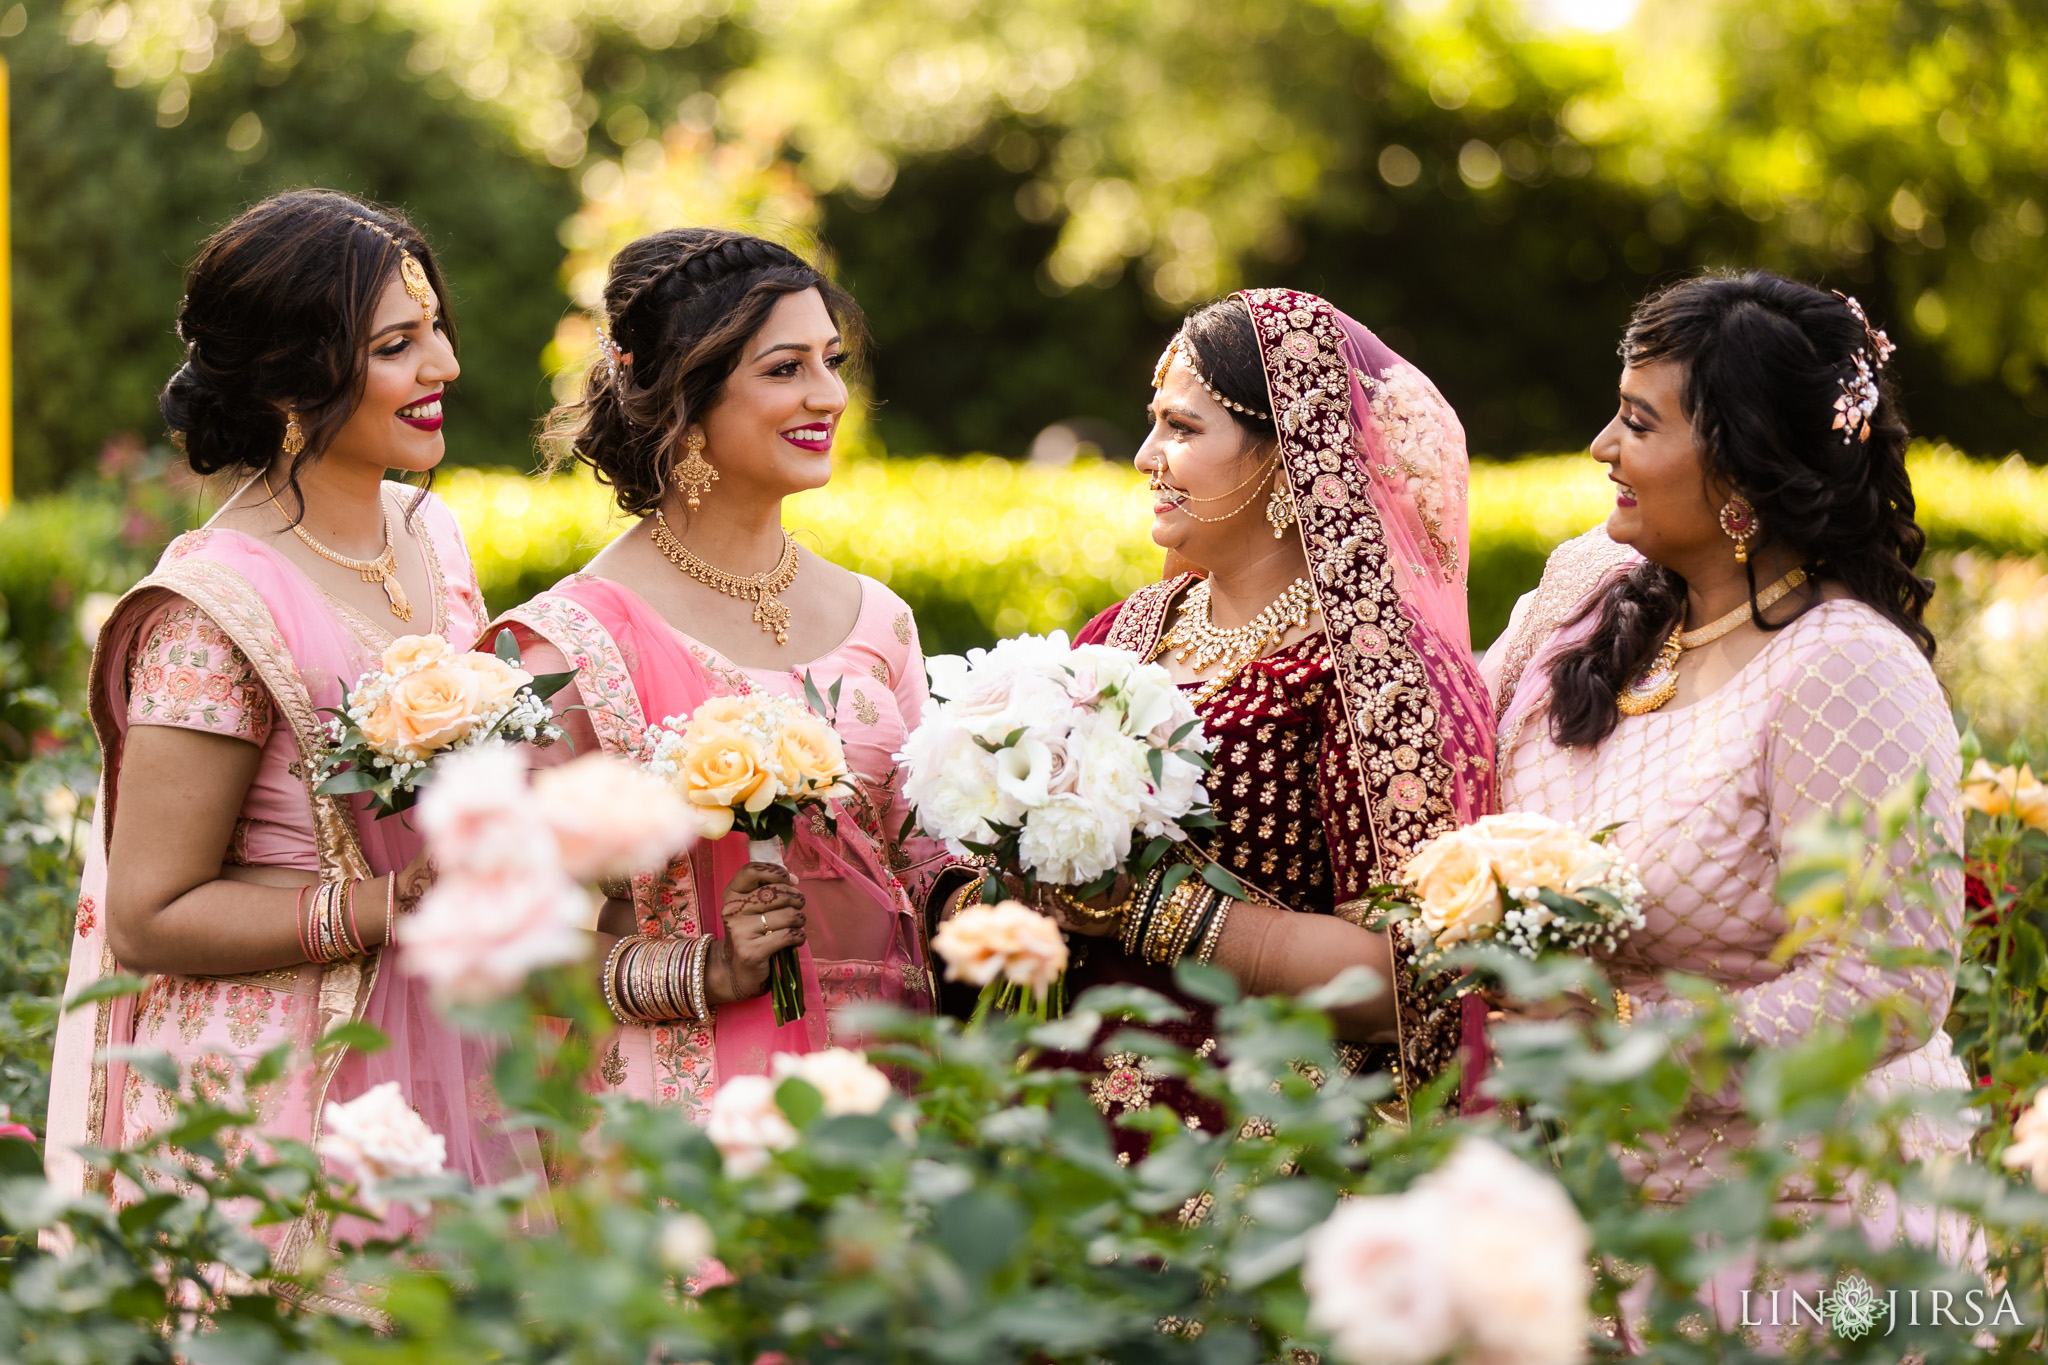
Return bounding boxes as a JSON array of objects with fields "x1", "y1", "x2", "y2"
[
  {"x1": 1119, "y1": 862, "x2": 1233, "y2": 970},
  {"x1": 1613, "y1": 990, "x2": 1636, "y2": 1027},
  {"x1": 1050, "y1": 884, "x2": 1133, "y2": 932},
  {"x1": 301, "y1": 880, "x2": 367, "y2": 965},
  {"x1": 605, "y1": 935, "x2": 713, "y2": 1024}
]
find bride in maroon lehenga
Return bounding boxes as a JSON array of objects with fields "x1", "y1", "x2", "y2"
[{"x1": 1029, "y1": 289, "x2": 1497, "y2": 1148}]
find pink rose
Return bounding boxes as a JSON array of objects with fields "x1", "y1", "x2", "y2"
[
  {"x1": 418, "y1": 745, "x2": 559, "y2": 881},
  {"x1": 531, "y1": 753, "x2": 695, "y2": 881},
  {"x1": 318, "y1": 1080, "x2": 447, "y2": 1214},
  {"x1": 400, "y1": 867, "x2": 592, "y2": 1005}
]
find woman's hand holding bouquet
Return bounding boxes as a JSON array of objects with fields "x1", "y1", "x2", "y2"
[
  {"x1": 316, "y1": 632, "x2": 570, "y2": 817},
  {"x1": 643, "y1": 689, "x2": 854, "y2": 1025}
]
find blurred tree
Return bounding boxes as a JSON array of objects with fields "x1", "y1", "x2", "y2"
[{"x1": 10, "y1": 0, "x2": 576, "y2": 492}]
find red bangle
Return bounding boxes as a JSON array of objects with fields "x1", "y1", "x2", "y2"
[
  {"x1": 294, "y1": 884, "x2": 312, "y2": 961},
  {"x1": 343, "y1": 879, "x2": 362, "y2": 955}
]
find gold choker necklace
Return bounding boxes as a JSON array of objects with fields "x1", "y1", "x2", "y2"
[
  {"x1": 1615, "y1": 567, "x2": 1808, "y2": 716},
  {"x1": 268, "y1": 476, "x2": 412, "y2": 621},
  {"x1": 651, "y1": 513, "x2": 800, "y2": 644},
  {"x1": 1156, "y1": 576, "x2": 1318, "y2": 703}
]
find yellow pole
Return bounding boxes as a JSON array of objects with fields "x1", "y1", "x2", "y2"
[{"x1": 0, "y1": 57, "x2": 10, "y2": 512}]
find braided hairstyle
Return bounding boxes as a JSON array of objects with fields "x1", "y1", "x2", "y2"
[
  {"x1": 551, "y1": 229, "x2": 865, "y2": 516},
  {"x1": 160, "y1": 190, "x2": 452, "y2": 523},
  {"x1": 1546, "y1": 269, "x2": 1933, "y2": 748}
]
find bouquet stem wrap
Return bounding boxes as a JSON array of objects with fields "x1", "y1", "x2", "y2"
[{"x1": 745, "y1": 836, "x2": 807, "y2": 1027}]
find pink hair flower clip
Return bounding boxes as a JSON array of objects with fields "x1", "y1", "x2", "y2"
[{"x1": 1830, "y1": 293, "x2": 1894, "y2": 444}]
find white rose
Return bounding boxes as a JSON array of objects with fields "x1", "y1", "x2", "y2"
[
  {"x1": 703, "y1": 1074, "x2": 799, "y2": 1178},
  {"x1": 400, "y1": 866, "x2": 592, "y2": 1005},
  {"x1": 531, "y1": 753, "x2": 695, "y2": 881},
  {"x1": 318, "y1": 1080, "x2": 448, "y2": 1214},
  {"x1": 1017, "y1": 791, "x2": 1126, "y2": 885},
  {"x1": 771, "y1": 1048, "x2": 892, "y2": 1116},
  {"x1": 1421, "y1": 1139, "x2": 1591, "y2": 1365},
  {"x1": 1302, "y1": 1191, "x2": 1462, "y2": 1365},
  {"x1": 1069, "y1": 715, "x2": 1150, "y2": 825},
  {"x1": 1135, "y1": 749, "x2": 1207, "y2": 837},
  {"x1": 657, "y1": 1212, "x2": 715, "y2": 1273},
  {"x1": 900, "y1": 719, "x2": 1018, "y2": 843}
]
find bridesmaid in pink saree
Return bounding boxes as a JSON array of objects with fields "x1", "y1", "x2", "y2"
[
  {"x1": 497, "y1": 230, "x2": 945, "y2": 1113},
  {"x1": 45, "y1": 192, "x2": 538, "y2": 1277}
]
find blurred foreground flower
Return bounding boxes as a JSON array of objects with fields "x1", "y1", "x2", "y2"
[
  {"x1": 1303, "y1": 1138, "x2": 1590, "y2": 1365},
  {"x1": 771, "y1": 1048, "x2": 891, "y2": 1117},
  {"x1": 704, "y1": 1074, "x2": 799, "y2": 1178},
  {"x1": 405, "y1": 746, "x2": 694, "y2": 1005},
  {"x1": 318, "y1": 1081, "x2": 447, "y2": 1214},
  {"x1": 2002, "y1": 1090, "x2": 2048, "y2": 1193}
]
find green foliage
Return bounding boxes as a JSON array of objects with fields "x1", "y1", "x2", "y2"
[{"x1": 8, "y1": 0, "x2": 576, "y2": 493}]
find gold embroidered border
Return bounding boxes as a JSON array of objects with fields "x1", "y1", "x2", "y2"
[{"x1": 1103, "y1": 572, "x2": 1196, "y2": 659}]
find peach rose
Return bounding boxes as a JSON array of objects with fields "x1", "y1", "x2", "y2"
[
  {"x1": 377, "y1": 663, "x2": 486, "y2": 761},
  {"x1": 451, "y1": 651, "x2": 531, "y2": 716},
  {"x1": 930, "y1": 899, "x2": 1069, "y2": 993},
  {"x1": 675, "y1": 722, "x2": 779, "y2": 830},
  {"x1": 1404, "y1": 828, "x2": 1502, "y2": 946},
  {"x1": 381, "y1": 633, "x2": 454, "y2": 674},
  {"x1": 773, "y1": 714, "x2": 848, "y2": 793},
  {"x1": 1479, "y1": 815, "x2": 1607, "y2": 896},
  {"x1": 531, "y1": 753, "x2": 695, "y2": 881}
]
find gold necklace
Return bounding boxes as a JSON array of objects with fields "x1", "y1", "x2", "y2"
[
  {"x1": 651, "y1": 512, "x2": 800, "y2": 644},
  {"x1": 266, "y1": 476, "x2": 412, "y2": 621},
  {"x1": 1615, "y1": 567, "x2": 1808, "y2": 716},
  {"x1": 1156, "y1": 576, "x2": 1318, "y2": 703}
]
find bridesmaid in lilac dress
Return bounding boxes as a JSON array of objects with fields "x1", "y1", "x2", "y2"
[{"x1": 1486, "y1": 272, "x2": 1977, "y2": 1338}]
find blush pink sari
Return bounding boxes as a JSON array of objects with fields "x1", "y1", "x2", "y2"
[
  {"x1": 45, "y1": 494, "x2": 540, "y2": 1282},
  {"x1": 497, "y1": 575, "x2": 930, "y2": 1112}
]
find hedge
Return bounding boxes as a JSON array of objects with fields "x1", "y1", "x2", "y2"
[{"x1": 3, "y1": 446, "x2": 2044, "y2": 698}]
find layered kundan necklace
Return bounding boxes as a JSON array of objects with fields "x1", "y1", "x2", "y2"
[
  {"x1": 1615, "y1": 566, "x2": 1808, "y2": 716},
  {"x1": 1156, "y1": 576, "x2": 1318, "y2": 704},
  {"x1": 651, "y1": 511, "x2": 800, "y2": 644}
]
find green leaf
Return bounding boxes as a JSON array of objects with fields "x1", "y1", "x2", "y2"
[
  {"x1": 64, "y1": 973, "x2": 147, "y2": 1013},
  {"x1": 494, "y1": 628, "x2": 522, "y2": 664},
  {"x1": 1200, "y1": 861, "x2": 1249, "y2": 900},
  {"x1": 936, "y1": 1188, "x2": 1026, "y2": 1276},
  {"x1": 1169, "y1": 718, "x2": 1202, "y2": 746},
  {"x1": 775, "y1": 1076, "x2": 825, "y2": 1129},
  {"x1": 316, "y1": 768, "x2": 379, "y2": 795},
  {"x1": 1174, "y1": 960, "x2": 1238, "y2": 1006},
  {"x1": 527, "y1": 669, "x2": 576, "y2": 700},
  {"x1": 316, "y1": 1021, "x2": 391, "y2": 1057},
  {"x1": 1147, "y1": 747, "x2": 1165, "y2": 785},
  {"x1": 801, "y1": 668, "x2": 832, "y2": 719}
]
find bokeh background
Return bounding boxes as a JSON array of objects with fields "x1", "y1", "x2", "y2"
[{"x1": 3, "y1": 0, "x2": 2045, "y2": 741}]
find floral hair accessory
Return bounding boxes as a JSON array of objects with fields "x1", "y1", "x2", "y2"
[
  {"x1": 1830, "y1": 292, "x2": 1896, "y2": 444},
  {"x1": 595, "y1": 324, "x2": 626, "y2": 388},
  {"x1": 1152, "y1": 334, "x2": 1271, "y2": 423}
]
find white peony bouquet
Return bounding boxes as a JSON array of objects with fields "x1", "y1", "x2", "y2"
[
  {"x1": 899, "y1": 632, "x2": 1219, "y2": 896},
  {"x1": 1390, "y1": 812, "x2": 1647, "y2": 970},
  {"x1": 315, "y1": 632, "x2": 569, "y2": 817}
]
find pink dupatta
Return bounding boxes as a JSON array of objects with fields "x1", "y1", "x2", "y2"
[
  {"x1": 45, "y1": 501, "x2": 538, "y2": 1275},
  {"x1": 498, "y1": 575, "x2": 926, "y2": 1111}
]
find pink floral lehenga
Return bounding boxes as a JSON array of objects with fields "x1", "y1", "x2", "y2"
[
  {"x1": 45, "y1": 487, "x2": 541, "y2": 1281},
  {"x1": 497, "y1": 570, "x2": 941, "y2": 1113}
]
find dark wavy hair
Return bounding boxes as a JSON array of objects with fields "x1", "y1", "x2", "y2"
[
  {"x1": 1176, "y1": 297, "x2": 1277, "y2": 447},
  {"x1": 160, "y1": 189, "x2": 451, "y2": 524},
  {"x1": 1546, "y1": 269, "x2": 1934, "y2": 748},
  {"x1": 549, "y1": 228, "x2": 866, "y2": 517}
]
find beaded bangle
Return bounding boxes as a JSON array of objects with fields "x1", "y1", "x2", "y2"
[
  {"x1": 1194, "y1": 897, "x2": 1231, "y2": 965},
  {"x1": 308, "y1": 884, "x2": 335, "y2": 963},
  {"x1": 687, "y1": 935, "x2": 712, "y2": 1022},
  {"x1": 1122, "y1": 864, "x2": 1170, "y2": 957},
  {"x1": 601, "y1": 936, "x2": 638, "y2": 1024},
  {"x1": 382, "y1": 874, "x2": 397, "y2": 950},
  {"x1": 1166, "y1": 885, "x2": 1214, "y2": 964},
  {"x1": 1143, "y1": 876, "x2": 1204, "y2": 965}
]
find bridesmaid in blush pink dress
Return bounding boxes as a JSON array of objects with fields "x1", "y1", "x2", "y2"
[
  {"x1": 1487, "y1": 272, "x2": 1978, "y2": 1343},
  {"x1": 45, "y1": 193, "x2": 540, "y2": 1287},
  {"x1": 495, "y1": 229, "x2": 949, "y2": 1113}
]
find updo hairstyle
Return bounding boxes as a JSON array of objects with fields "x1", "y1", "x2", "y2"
[{"x1": 1175, "y1": 298, "x2": 1278, "y2": 447}]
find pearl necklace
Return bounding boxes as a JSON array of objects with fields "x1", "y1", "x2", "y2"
[{"x1": 1156, "y1": 576, "x2": 1318, "y2": 703}]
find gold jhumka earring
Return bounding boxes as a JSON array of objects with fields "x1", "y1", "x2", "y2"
[
  {"x1": 675, "y1": 429, "x2": 719, "y2": 510},
  {"x1": 282, "y1": 410, "x2": 306, "y2": 458}
]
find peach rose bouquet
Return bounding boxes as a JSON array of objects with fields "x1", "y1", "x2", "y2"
[
  {"x1": 641, "y1": 686, "x2": 855, "y2": 1024},
  {"x1": 1388, "y1": 812, "x2": 1646, "y2": 970},
  {"x1": 930, "y1": 898, "x2": 1071, "y2": 1022},
  {"x1": 315, "y1": 632, "x2": 571, "y2": 817}
]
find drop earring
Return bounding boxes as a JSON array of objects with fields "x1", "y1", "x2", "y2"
[
  {"x1": 1266, "y1": 479, "x2": 1297, "y2": 538},
  {"x1": 1718, "y1": 493, "x2": 1757, "y2": 564},
  {"x1": 675, "y1": 429, "x2": 719, "y2": 510},
  {"x1": 282, "y1": 410, "x2": 306, "y2": 458}
]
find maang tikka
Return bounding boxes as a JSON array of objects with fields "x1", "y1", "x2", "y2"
[{"x1": 675, "y1": 429, "x2": 719, "y2": 510}]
